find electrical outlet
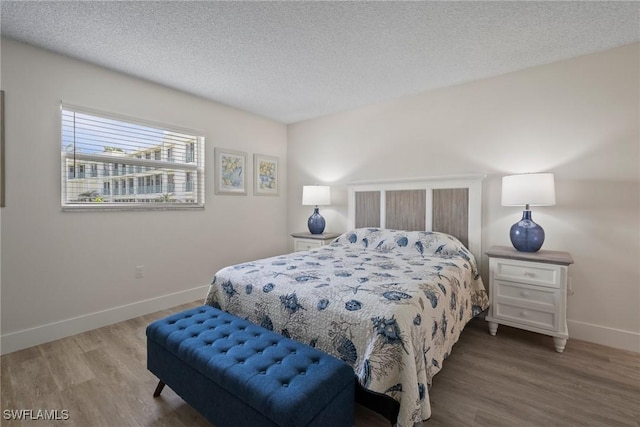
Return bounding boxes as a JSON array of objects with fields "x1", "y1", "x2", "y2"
[
  {"x1": 135, "y1": 265, "x2": 144, "y2": 279},
  {"x1": 567, "y1": 277, "x2": 574, "y2": 296}
]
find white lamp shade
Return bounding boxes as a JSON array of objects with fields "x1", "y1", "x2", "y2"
[
  {"x1": 302, "y1": 185, "x2": 331, "y2": 206},
  {"x1": 502, "y1": 173, "x2": 556, "y2": 207}
]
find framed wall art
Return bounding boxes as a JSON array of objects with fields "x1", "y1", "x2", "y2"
[
  {"x1": 254, "y1": 153, "x2": 279, "y2": 196},
  {"x1": 214, "y1": 147, "x2": 247, "y2": 195}
]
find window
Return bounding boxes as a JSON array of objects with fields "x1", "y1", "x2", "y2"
[
  {"x1": 154, "y1": 174, "x2": 163, "y2": 193},
  {"x1": 186, "y1": 142, "x2": 195, "y2": 163},
  {"x1": 185, "y1": 172, "x2": 193, "y2": 192},
  {"x1": 61, "y1": 105, "x2": 204, "y2": 209}
]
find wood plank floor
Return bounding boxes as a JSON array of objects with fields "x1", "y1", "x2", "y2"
[{"x1": 2, "y1": 301, "x2": 638, "y2": 426}]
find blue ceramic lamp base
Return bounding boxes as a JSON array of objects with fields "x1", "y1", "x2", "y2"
[
  {"x1": 308, "y1": 207, "x2": 326, "y2": 234},
  {"x1": 510, "y1": 210, "x2": 545, "y2": 252}
]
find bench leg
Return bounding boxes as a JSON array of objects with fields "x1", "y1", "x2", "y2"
[{"x1": 153, "y1": 380, "x2": 166, "y2": 397}]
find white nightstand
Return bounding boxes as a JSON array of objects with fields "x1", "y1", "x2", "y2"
[
  {"x1": 485, "y1": 245, "x2": 574, "y2": 353},
  {"x1": 291, "y1": 232, "x2": 341, "y2": 252}
]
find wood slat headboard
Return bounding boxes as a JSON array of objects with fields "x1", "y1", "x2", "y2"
[{"x1": 347, "y1": 174, "x2": 485, "y2": 264}]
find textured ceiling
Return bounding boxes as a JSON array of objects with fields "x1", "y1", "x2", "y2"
[{"x1": 2, "y1": 1, "x2": 639, "y2": 123}]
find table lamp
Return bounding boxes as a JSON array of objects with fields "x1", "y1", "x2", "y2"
[
  {"x1": 502, "y1": 173, "x2": 556, "y2": 252},
  {"x1": 302, "y1": 185, "x2": 331, "y2": 234}
]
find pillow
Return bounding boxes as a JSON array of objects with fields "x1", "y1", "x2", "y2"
[
  {"x1": 334, "y1": 228, "x2": 472, "y2": 258},
  {"x1": 333, "y1": 228, "x2": 478, "y2": 276}
]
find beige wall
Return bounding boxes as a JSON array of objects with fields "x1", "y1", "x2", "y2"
[
  {"x1": 288, "y1": 43, "x2": 640, "y2": 352},
  {"x1": 0, "y1": 39, "x2": 288, "y2": 352}
]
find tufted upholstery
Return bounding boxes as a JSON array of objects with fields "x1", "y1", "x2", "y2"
[{"x1": 147, "y1": 305, "x2": 354, "y2": 427}]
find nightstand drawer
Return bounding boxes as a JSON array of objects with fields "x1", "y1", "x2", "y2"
[
  {"x1": 494, "y1": 302, "x2": 557, "y2": 331},
  {"x1": 494, "y1": 259, "x2": 561, "y2": 288},
  {"x1": 294, "y1": 239, "x2": 323, "y2": 252},
  {"x1": 291, "y1": 233, "x2": 340, "y2": 253},
  {"x1": 495, "y1": 280, "x2": 558, "y2": 307}
]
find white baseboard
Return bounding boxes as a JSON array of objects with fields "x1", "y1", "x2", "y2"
[
  {"x1": 0, "y1": 285, "x2": 209, "y2": 355},
  {"x1": 3, "y1": 291, "x2": 637, "y2": 355},
  {"x1": 568, "y1": 319, "x2": 640, "y2": 353}
]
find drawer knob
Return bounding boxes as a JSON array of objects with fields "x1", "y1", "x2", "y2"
[
  {"x1": 520, "y1": 311, "x2": 528, "y2": 318},
  {"x1": 523, "y1": 271, "x2": 536, "y2": 278},
  {"x1": 520, "y1": 291, "x2": 530, "y2": 298}
]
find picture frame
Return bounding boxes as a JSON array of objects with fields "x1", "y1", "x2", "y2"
[
  {"x1": 214, "y1": 147, "x2": 247, "y2": 195},
  {"x1": 253, "y1": 153, "x2": 279, "y2": 196}
]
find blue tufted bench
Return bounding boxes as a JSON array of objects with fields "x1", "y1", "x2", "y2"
[{"x1": 146, "y1": 305, "x2": 355, "y2": 427}]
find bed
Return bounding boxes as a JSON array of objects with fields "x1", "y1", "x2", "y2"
[{"x1": 205, "y1": 176, "x2": 489, "y2": 427}]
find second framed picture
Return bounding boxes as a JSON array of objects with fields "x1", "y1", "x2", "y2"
[
  {"x1": 254, "y1": 154, "x2": 279, "y2": 196},
  {"x1": 214, "y1": 148, "x2": 247, "y2": 195}
]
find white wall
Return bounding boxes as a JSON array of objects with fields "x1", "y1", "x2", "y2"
[
  {"x1": 0, "y1": 39, "x2": 288, "y2": 353},
  {"x1": 2, "y1": 39, "x2": 638, "y2": 354},
  {"x1": 287, "y1": 43, "x2": 640, "y2": 352}
]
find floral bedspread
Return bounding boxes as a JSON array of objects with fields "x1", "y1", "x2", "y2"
[{"x1": 205, "y1": 228, "x2": 489, "y2": 427}]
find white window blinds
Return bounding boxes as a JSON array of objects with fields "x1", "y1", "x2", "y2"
[{"x1": 61, "y1": 105, "x2": 204, "y2": 209}]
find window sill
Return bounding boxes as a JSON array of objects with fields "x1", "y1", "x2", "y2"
[{"x1": 62, "y1": 203, "x2": 205, "y2": 212}]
